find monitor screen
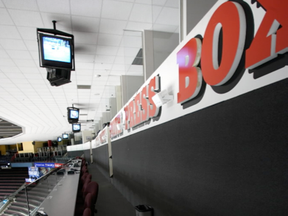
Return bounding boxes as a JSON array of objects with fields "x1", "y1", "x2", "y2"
[
  {"x1": 69, "y1": 109, "x2": 79, "y2": 119},
  {"x1": 42, "y1": 36, "x2": 71, "y2": 63},
  {"x1": 62, "y1": 133, "x2": 69, "y2": 139},
  {"x1": 72, "y1": 123, "x2": 81, "y2": 132},
  {"x1": 37, "y1": 30, "x2": 75, "y2": 70},
  {"x1": 67, "y1": 107, "x2": 79, "y2": 123},
  {"x1": 57, "y1": 137, "x2": 62, "y2": 142}
]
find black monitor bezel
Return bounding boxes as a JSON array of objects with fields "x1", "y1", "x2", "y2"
[
  {"x1": 37, "y1": 28, "x2": 75, "y2": 71},
  {"x1": 72, "y1": 123, "x2": 81, "y2": 133},
  {"x1": 67, "y1": 107, "x2": 79, "y2": 123}
]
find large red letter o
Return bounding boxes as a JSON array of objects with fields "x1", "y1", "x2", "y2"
[{"x1": 201, "y1": 1, "x2": 246, "y2": 86}]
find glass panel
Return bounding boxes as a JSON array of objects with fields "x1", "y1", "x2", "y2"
[{"x1": 0, "y1": 158, "x2": 75, "y2": 216}]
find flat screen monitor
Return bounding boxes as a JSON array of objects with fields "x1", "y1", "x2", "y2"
[
  {"x1": 37, "y1": 29, "x2": 75, "y2": 71},
  {"x1": 72, "y1": 123, "x2": 81, "y2": 133},
  {"x1": 67, "y1": 107, "x2": 79, "y2": 123},
  {"x1": 62, "y1": 133, "x2": 69, "y2": 139},
  {"x1": 57, "y1": 137, "x2": 62, "y2": 142}
]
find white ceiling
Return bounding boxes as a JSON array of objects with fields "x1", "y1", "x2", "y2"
[{"x1": 0, "y1": 0, "x2": 179, "y2": 144}]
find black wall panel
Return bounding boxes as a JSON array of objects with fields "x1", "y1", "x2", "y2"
[
  {"x1": 67, "y1": 150, "x2": 83, "y2": 158},
  {"x1": 92, "y1": 144, "x2": 110, "y2": 179},
  {"x1": 92, "y1": 78, "x2": 288, "y2": 216}
]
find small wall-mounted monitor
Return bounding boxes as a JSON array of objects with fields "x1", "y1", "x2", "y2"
[
  {"x1": 62, "y1": 133, "x2": 69, "y2": 139},
  {"x1": 57, "y1": 137, "x2": 62, "y2": 142},
  {"x1": 67, "y1": 107, "x2": 79, "y2": 123},
  {"x1": 37, "y1": 28, "x2": 75, "y2": 71},
  {"x1": 72, "y1": 123, "x2": 81, "y2": 133}
]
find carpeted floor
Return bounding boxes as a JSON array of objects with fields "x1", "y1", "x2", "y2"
[{"x1": 87, "y1": 162, "x2": 135, "y2": 216}]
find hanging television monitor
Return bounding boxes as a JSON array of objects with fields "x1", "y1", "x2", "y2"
[
  {"x1": 72, "y1": 123, "x2": 81, "y2": 133},
  {"x1": 67, "y1": 107, "x2": 79, "y2": 123},
  {"x1": 37, "y1": 28, "x2": 75, "y2": 71},
  {"x1": 62, "y1": 133, "x2": 69, "y2": 139}
]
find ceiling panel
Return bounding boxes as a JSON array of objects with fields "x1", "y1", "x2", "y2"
[
  {"x1": 71, "y1": 16, "x2": 100, "y2": 33},
  {"x1": 70, "y1": 0, "x2": 102, "y2": 17},
  {"x1": 102, "y1": 0, "x2": 133, "y2": 20},
  {"x1": 37, "y1": 0, "x2": 70, "y2": 14},
  {"x1": 9, "y1": 9, "x2": 43, "y2": 27},
  {"x1": 0, "y1": 8, "x2": 14, "y2": 25},
  {"x1": 130, "y1": 4, "x2": 153, "y2": 23},
  {"x1": 0, "y1": 0, "x2": 179, "y2": 144},
  {"x1": 0, "y1": 39, "x2": 27, "y2": 50},
  {"x1": 99, "y1": 19, "x2": 127, "y2": 35},
  {"x1": 2, "y1": 0, "x2": 38, "y2": 10},
  {"x1": 0, "y1": 26, "x2": 21, "y2": 39}
]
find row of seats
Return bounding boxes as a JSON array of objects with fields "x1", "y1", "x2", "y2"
[
  {"x1": 75, "y1": 158, "x2": 99, "y2": 216},
  {"x1": 0, "y1": 167, "x2": 28, "y2": 200},
  {"x1": 13, "y1": 151, "x2": 66, "y2": 162}
]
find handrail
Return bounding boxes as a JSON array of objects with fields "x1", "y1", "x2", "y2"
[{"x1": 0, "y1": 157, "x2": 77, "y2": 216}]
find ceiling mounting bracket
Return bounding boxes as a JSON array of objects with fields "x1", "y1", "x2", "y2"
[{"x1": 52, "y1": 20, "x2": 57, "y2": 30}]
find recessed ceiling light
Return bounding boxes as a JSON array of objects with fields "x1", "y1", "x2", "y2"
[{"x1": 77, "y1": 85, "x2": 91, "y2": 89}]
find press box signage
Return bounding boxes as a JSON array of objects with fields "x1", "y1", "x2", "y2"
[{"x1": 107, "y1": 0, "x2": 288, "y2": 140}]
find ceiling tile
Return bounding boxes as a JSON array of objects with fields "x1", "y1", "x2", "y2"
[
  {"x1": 152, "y1": 23, "x2": 178, "y2": 33},
  {"x1": 94, "y1": 55, "x2": 115, "y2": 64},
  {"x1": 165, "y1": 0, "x2": 179, "y2": 8},
  {"x1": 23, "y1": 72, "x2": 43, "y2": 80},
  {"x1": 70, "y1": 0, "x2": 102, "y2": 17},
  {"x1": 76, "y1": 54, "x2": 95, "y2": 63},
  {"x1": 24, "y1": 40, "x2": 38, "y2": 51},
  {"x1": 0, "y1": 78, "x2": 14, "y2": 86},
  {"x1": 41, "y1": 13, "x2": 72, "y2": 31},
  {"x1": 99, "y1": 19, "x2": 127, "y2": 35},
  {"x1": 1, "y1": 66, "x2": 21, "y2": 74},
  {"x1": 0, "y1": 26, "x2": 21, "y2": 39},
  {"x1": 75, "y1": 62, "x2": 94, "y2": 70},
  {"x1": 76, "y1": 75, "x2": 93, "y2": 82},
  {"x1": 2, "y1": 0, "x2": 38, "y2": 11},
  {"x1": 37, "y1": 0, "x2": 70, "y2": 14},
  {"x1": 0, "y1": 8, "x2": 14, "y2": 25},
  {"x1": 71, "y1": 16, "x2": 100, "y2": 33},
  {"x1": 151, "y1": 0, "x2": 167, "y2": 5},
  {"x1": 75, "y1": 69, "x2": 93, "y2": 77},
  {"x1": 109, "y1": 70, "x2": 126, "y2": 76},
  {"x1": 102, "y1": 0, "x2": 133, "y2": 20},
  {"x1": 17, "y1": 26, "x2": 37, "y2": 40},
  {"x1": 0, "y1": 58, "x2": 15, "y2": 67},
  {"x1": 74, "y1": 44, "x2": 97, "y2": 55},
  {"x1": 73, "y1": 31, "x2": 98, "y2": 45},
  {"x1": 97, "y1": 34, "x2": 122, "y2": 46},
  {"x1": 155, "y1": 7, "x2": 179, "y2": 26},
  {"x1": 112, "y1": 64, "x2": 126, "y2": 71},
  {"x1": 123, "y1": 35, "x2": 142, "y2": 48},
  {"x1": 19, "y1": 67, "x2": 41, "y2": 74},
  {"x1": 0, "y1": 39, "x2": 27, "y2": 50},
  {"x1": 94, "y1": 63, "x2": 112, "y2": 71},
  {"x1": 0, "y1": 50, "x2": 10, "y2": 58},
  {"x1": 130, "y1": 4, "x2": 152, "y2": 23},
  {"x1": 125, "y1": 21, "x2": 152, "y2": 32},
  {"x1": 122, "y1": 47, "x2": 139, "y2": 57},
  {"x1": 135, "y1": 0, "x2": 152, "y2": 4},
  {"x1": 6, "y1": 50, "x2": 33, "y2": 59},
  {"x1": 96, "y1": 45, "x2": 118, "y2": 56},
  {"x1": 8, "y1": 9, "x2": 43, "y2": 27},
  {"x1": 152, "y1": 5, "x2": 163, "y2": 23},
  {"x1": 114, "y1": 56, "x2": 125, "y2": 64},
  {"x1": 14, "y1": 59, "x2": 37, "y2": 67}
]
